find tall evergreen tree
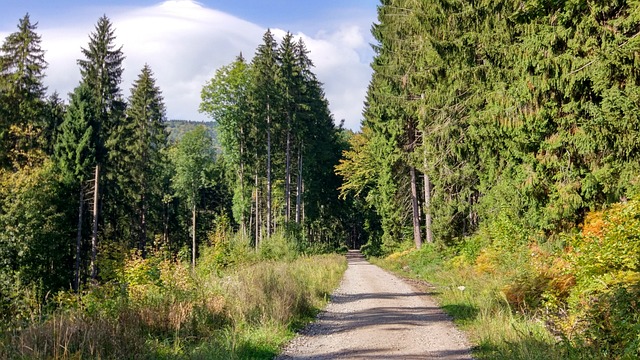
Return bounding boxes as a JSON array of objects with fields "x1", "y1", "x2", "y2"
[
  {"x1": 54, "y1": 83, "x2": 97, "y2": 290},
  {"x1": 0, "y1": 13, "x2": 48, "y2": 168},
  {"x1": 250, "y1": 30, "x2": 280, "y2": 239},
  {"x1": 278, "y1": 32, "x2": 298, "y2": 224},
  {"x1": 76, "y1": 15, "x2": 126, "y2": 277},
  {"x1": 42, "y1": 92, "x2": 66, "y2": 155},
  {"x1": 122, "y1": 65, "x2": 168, "y2": 257}
]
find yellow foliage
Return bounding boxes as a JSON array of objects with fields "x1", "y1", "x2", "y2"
[
  {"x1": 473, "y1": 249, "x2": 499, "y2": 275},
  {"x1": 385, "y1": 249, "x2": 413, "y2": 262},
  {"x1": 447, "y1": 254, "x2": 470, "y2": 269}
]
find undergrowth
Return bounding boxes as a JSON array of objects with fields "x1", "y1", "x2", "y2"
[
  {"x1": 0, "y1": 232, "x2": 347, "y2": 359},
  {"x1": 375, "y1": 199, "x2": 640, "y2": 360}
]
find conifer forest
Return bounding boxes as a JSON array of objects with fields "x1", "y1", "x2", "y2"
[{"x1": 2, "y1": 0, "x2": 640, "y2": 358}]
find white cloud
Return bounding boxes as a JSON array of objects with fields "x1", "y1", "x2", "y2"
[{"x1": 2, "y1": 0, "x2": 372, "y2": 130}]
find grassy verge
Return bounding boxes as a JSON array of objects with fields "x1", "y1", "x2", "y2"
[
  {"x1": 0, "y1": 248, "x2": 346, "y2": 359},
  {"x1": 373, "y1": 246, "x2": 584, "y2": 360}
]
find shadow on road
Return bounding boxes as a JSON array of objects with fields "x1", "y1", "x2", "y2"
[{"x1": 278, "y1": 250, "x2": 472, "y2": 360}]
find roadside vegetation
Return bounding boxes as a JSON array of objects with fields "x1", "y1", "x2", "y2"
[
  {"x1": 337, "y1": 1, "x2": 640, "y2": 358},
  {"x1": 376, "y1": 198, "x2": 640, "y2": 359},
  {"x1": 0, "y1": 231, "x2": 346, "y2": 359},
  {"x1": 0, "y1": 12, "x2": 352, "y2": 360}
]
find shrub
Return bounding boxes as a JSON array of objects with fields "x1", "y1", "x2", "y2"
[{"x1": 553, "y1": 200, "x2": 640, "y2": 357}]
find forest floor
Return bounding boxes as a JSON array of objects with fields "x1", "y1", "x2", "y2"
[{"x1": 277, "y1": 250, "x2": 473, "y2": 359}]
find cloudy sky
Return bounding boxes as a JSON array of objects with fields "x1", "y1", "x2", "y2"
[{"x1": 0, "y1": 0, "x2": 379, "y2": 131}]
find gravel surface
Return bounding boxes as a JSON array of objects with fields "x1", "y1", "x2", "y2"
[{"x1": 277, "y1": 250, "x2": 473, "y2": 359}]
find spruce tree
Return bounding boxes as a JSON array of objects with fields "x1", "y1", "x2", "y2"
[
  {"x1": 54, "y1": 83, "x2": 97, "y2": 290},
  {"x1": 76, "y1": 15, "x2": 126, "y2": 278},
  {"x1": 278, "y1": 32, "x2": 298, "y2": 223},
  {"x1": 122, "y1": 65, "x2": 168, "y2": 257},
  {"x1": 250, "y1": 30, "x2": 280, "y2": 239},
  {"x1": 0, "y1": 13, "x2": 48, "y2": 168}
]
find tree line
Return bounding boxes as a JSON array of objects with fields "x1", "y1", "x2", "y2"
[
  {"x1": 0, "y1": 14, "x2": 355, "y2": 319},
  {"x1": 337, "y1": 0, "x2": 640, "y2": 254},
  {"x1": 200, "y1": 30, "x2": 352, "y2": 249}
]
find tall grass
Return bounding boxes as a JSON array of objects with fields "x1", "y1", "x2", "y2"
[
  {"x1": 0, "y1": 234, "x2": 346, "y2": 359},
  {"x1": 374, "y1": 245, "x2": 594, "y2": 360}
]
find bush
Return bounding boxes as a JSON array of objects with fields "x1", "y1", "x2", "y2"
[
  {"x1": 258, "y1": 232, "x2": 298, "y2": 261},
  {"x1": 550, "y1": 200, "x2": 640, "y2": 357}
]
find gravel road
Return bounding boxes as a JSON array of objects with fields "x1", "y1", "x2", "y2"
[{"x1": 277, "y1": 250, "x2": 473, "y2": 359}]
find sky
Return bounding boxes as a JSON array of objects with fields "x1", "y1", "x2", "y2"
[{"x1": 0, "y1": 0, "x2": 379, "y2": 131}]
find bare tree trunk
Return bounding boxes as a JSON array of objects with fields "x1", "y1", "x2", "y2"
[
  {"x1": 255, "y1": 170, "x2": 260, "y2": 248},
  {"x1": 192, "y1": 203, "x2": 196, "y2": 268},
  {"x1": 240, "y1": 126, "x2": 246, "y2": 238},
  {"x1": 163, "y1": 200, "x2": 169, "y2": 249},
  {"x1": 410, "y1": 166, "x2": 422, "y2": 249},
  {"x1": 285, "y1": 115, "x2": 291, "y2": 223},
  {"x1": 141, "y1": 192, "x2": 147, "y2": 258},
  {"x1": 296, "y1": 142, "x2": 303, "y2": 224},
  {"x1": 266, "y1": 103, "x2": 272, "y2": 237},
  {"x1": 74, "y1": 185, "x2": 84, "y2": 291},
  {"x1": 423, "y1": 155, "x2": 433, "y2": 244},
  {"x1": 90, "y1": 164, "x2": 99, "y2": 281}
]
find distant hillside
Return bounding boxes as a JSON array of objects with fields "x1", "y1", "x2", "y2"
[{"x1": 166, "y1": 120, "x2": 218, "y2": 145}]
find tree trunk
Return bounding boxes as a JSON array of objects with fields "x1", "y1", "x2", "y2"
[
  {"x1": 240, "y1": 126, "x2": 246, "y2": 238},
  {"x1": 192, "y1": 203, "x2": 196, "y2": 268},
  {"x1": 410, "y1": 165, "x2": 422, "y2": 249},
  {"x1": 285, "y1": 118, "x2": 291, "y2": 223},
  {"x1": 255, "y1": 170, "x2": 260, "y2": 248},
  {"x1": 295, "y1": 141, "x2": 303, "y2": 224},
  {"x1": 423, "y1": 157, "x2": 433, "y2": 243},
  {"x1": 74, "y1": 185, "x2": 84, "y2": 291},
  {"x1": 141, "y1": 192, "x2": 147, "y2": 258},
  {"x1": 266, "y1": 103, "x2": 272, "y2": 237},
  {"x1": 90, "y1": 164, "x2": 99, "y2": 281}
]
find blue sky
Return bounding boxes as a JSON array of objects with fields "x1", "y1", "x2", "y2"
[{"x1": 0, "y1": 0, "x2": 379, "y2": 130}]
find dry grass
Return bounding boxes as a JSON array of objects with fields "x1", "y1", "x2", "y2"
[{"x1": 1, "y1": 253, "x2": 346, "y2": 359}]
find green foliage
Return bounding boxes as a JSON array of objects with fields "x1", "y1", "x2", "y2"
[
  {"x1": 119, "y1": 64, "x2": 169, "y2": 253},
  {"x1": 170, "y1": 126, "x2": 216, "y2": 210},
  {"x1": 375, "y1": 196, "x2": 640, "y2": 358},
  {"x1": 555, "y1": 200, "x2": 640, "y2": 357},
  {"x1": 54, "y1": 83, "x2": 96, "y2": 182},
  {"x1": 258, "y1": 232, "x2": 298, "y2": 261},
  {"x1": 376, "y1": 246, "x2": 579, "y2": 360},
  {"x1": 0, "y1": 161, "x2": 75, "y2": 322},
  {"x1": 0, "y1": 244, "x2": 346, "y2": 359},
  {"x1": 0, "y1": 13, "x2": 48, "y2": 168},
  {"x1": 165, "y1": 120, "x2": 217, "y2": 144}
]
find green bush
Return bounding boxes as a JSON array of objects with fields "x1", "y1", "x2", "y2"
[{"x1": 258, "y1": 232, "x2": 297, "y2": 261}]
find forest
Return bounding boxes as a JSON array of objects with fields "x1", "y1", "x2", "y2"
[
  {"x1": 0, "y1": 13, "x2": 355, "y2": 358},
  {"x1": 2, "y1": 0, "x2": 640, "y2": 357},
  {"x1": 338, "y1": 0, "x2": 640, "y2": 358}
]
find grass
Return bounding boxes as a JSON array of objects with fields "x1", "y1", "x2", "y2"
[
  {"x1": 0, "y1": 249, "x2": 347, "y2": 359},
  {"x1": 373, "y1": 245, "x2": 599, "y2": 360}
]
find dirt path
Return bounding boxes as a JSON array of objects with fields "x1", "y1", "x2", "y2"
[{"x1": 277, "y1": 250, "x2": 473, "y2": 360}]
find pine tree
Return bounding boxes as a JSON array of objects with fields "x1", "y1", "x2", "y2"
[
  {"x1": 250, "y1": 30, "x2": 280, "y2": 239},
  {"x1": 42, "y1": 92, "x2": 66, "y2": 155},
  {"x1": 76, "y1": 15, "x2": 126, "y2": 278},
  {"x1": 122, "y1": 65, "x2": 168, "y2": 257},
  {"x1": 278, "y1": 32, "x2": 298, "y2": 224},
  {"x1": 0, "y1": 13, "x2": 48, "y2": 168},
  {"x1": 77, "y1": 16, "x2": 126, "y2": 156},
  {"x1": 54, "y1": 83, "x2": 97, "y2": 290}
]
